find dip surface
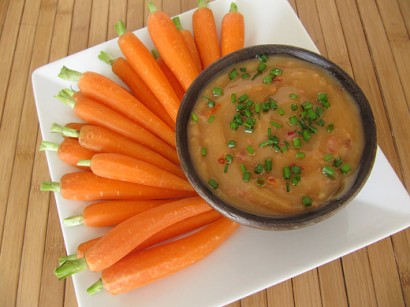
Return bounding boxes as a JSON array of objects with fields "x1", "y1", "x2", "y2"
[{"x1": 187, "y1": 55, "x2": 364, "y2": 216}]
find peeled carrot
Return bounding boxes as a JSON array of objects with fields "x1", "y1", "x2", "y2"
[
  {"x1": 221, "y1": 2, "x2": 245, "y2": 56},
  {"x1": 64, "y1": 200, "x2": 169, "y2": 227},
  {"x1": 39, "y1": 138, "x2": 96, "y2": 170},
  {"x1": 58, "y1": 67, "x2": 176, "y2": 148},
  {"x1": 83, "y1": 153, "x2": 194, "y2": 192},
  {"x1": 53, "y1": 124, "x2": 184, "y2": 178},
  {"x1": 55, "y1": 89, "x2": 179, "y2": 165},
  {"x1": 53, "y1": 197, "x2": 212, "y2": 278},
  {"x1": 87, "y1": 217, "x2": 238, "y2": 295},
  {"x1": 63, "y1": 122, "x2": 87, "y2": 137},
  {"x1": 115, "y1": 21, "x2": 181, "y2": 123},
  {"x1": 147, "y1": 3, "x2": 199, "y2": 91},
  {"x1": 192, "y1": 0, "x2": 221, "y2": 68},
  {"x1": 98, "y1": 52, "x2": 176, "y2": 130},
  {"x1": 151, "y1": 49, "x2": 185, "y2": 100},
  {"x1": 172, "y1": 16, "x2": 203, "y2": 73},
  {"x1": 40, "y1": 171, "x2": 196, "y2": 201},
  {"x1": 59, "y1": 210, "x2": 221, "y2": 263}
]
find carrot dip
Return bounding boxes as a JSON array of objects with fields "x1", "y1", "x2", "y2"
[{"x1": 187, "y1": 55, "x2": 365, "y2": 216}]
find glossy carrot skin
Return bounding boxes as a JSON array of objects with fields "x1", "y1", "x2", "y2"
[
  {"x1": 101, "y1": 217, "x2": 238, "y2": 294},
  {"x1": 179, "y1": 28, "x2": 203, "y2": 72},
  {"x1": 221, "y1": 4, "x2": 245, "y2": 56},
  {"x1": 192, "y1": 2, "x2": 221, "y2": 68},
  {"x1": 63, "y1": 122, "x2": 87, "y2": 137},
  {"x1": 148, "y1": 9, "x2": 199, "y2": 91},
  {"x1": 57, "y1": 138, "x2": 96, "y2": 169},
  {"x1": 111, "y1": 57, "x2": 175, "y2": 130},
  {"x1": 118, "y1": 32, "x2": 180, "y2": 123},
  {"x1": 85, "y1": 196, "x2": 212, "y2": 272},
  {"x1": 82, "y1": 200, "x2": 168, "y2": 227},
  {"x1": 77, "y1": 238, "x2": 99, "y2": 258},
  {"x1": 77, "y1": 125, "x2": 184, "y2": 178},
  {"x1": 59, "y1": 172, "x2": 196, "y2": 201},
  {"x1": 72, "y1": 92, "x2": 179, "y2": 165},
  {"x1": 88, "y1": 153, "x2": 194, "y2": 192}
]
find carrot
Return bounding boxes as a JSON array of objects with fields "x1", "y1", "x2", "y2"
[
  {"x1": 87, "y1": 217, "x2": 238, "y2": 295},
  {"x1": 55, "y1": 89, "x2": 179, "y2": 165},
  {"x1": 52, "y1": 123, "x2": 185, "y2": 178},
  {"x1": 39, "y1": 138, "x2": 96, "y2": 170},
  {"x1": 172, "y1": 16, "x2": 203, "y2": 73},
  {"x1": 192, "y1": 0, "x2": 221, "y2": 68},
  {"x1": 63, "y1": 122, "x2": 87, "y2": 137},
  {"x1": 82, "y1": 153, "x2": 194, "y2": 192},
  {"x1": 98, "y1": 52, "x2": 176, "y2": 130},
  {"x1": 114, "y1": 21, "x2": 181, "y2": 123},
  {"x1": 221, "y1": 2, "x2": 245, "y2": 56},
  {"x1": 59, "y1": 210, "x2": 221, "y2": 263},
  {"x1": 58, "y1": 66, "x2": 176, "y2": 148},
  {"x1": 54, "y1": 197, "x2": 212, "y2": 277},
  {"x1": 64, "y1": 200, "x2": 169, "y2": 227},
  {"x1": 151, "y1": 49, "x2": 185, "y2": 100},
  {"x1": 147, "y1": 3, "x2": 199, "y2": 91},
  {"x1": 40, "y1": 171, "x2": 196, "y2": 201}
]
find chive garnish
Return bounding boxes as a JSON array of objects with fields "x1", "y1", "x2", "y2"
[
  {"x1": 201, "y1": 147, "x2": 207, "y2": 156},
  {"x1": 240, "y1": 163, "x2": 247, "y2": 174},
  {"x1": 212, "y1": 87, "x2": 223, "y2": 96},
  {"x1": 291, "y1": 175, "x2": 301, "y2": 186},
  {"x1": 302, "y1": 129, "x2": 311, "y2": 141},
  {"x1": 191, "y1": 112, "x2": 199, "y2": 122},
  {"x1": 231, "y1": 93, "x2": 236, "y2": 103},
  {"x1": 283, "y1": 166, "x2": 291, "y2": 179},
  {"x1": 227, "y1": 140, "x2": 237, "y2": 148},
  {"x1": 293, "y1": 137, "x2": 302, "y2": 149},
  {"x1": 291, "y1": 165, "x2": 301, "y2": 174},
  {"x1": 208, "y1": 115, "x2": 215, "y2": 123},
  {"x1": 291, "y1": 104, "x2": 298, "y2": 111},
  {"x1": 270, "y1": 68, "x2": 282, "y2": 76},
  {"x1": 327, "y1": 124, "x2": 335, "y2": 133},
  {"x1": 254, "y1": 163, "x2": 264, "y2": 174},
  {"x1": 340, "y1": 164, "x2": 351, "y2": 174},
  {"x1": 323, "y1": 153, "x2": 333, "y2": 162},
  {"x1": 271, "y1": 121, "x2": 282, "y2": 129},
  {"x1": 296, "y1": 152, "x2": 305, "y2": 159},
  {"x1": 333, "y1": 157, "x2": 343, "y2": 167},
  {"x1": 263, "y1": 75, "x2": 273, "y2": 84},
  {"x1": 322, "y1": 165, "x2": 335, "y2": 177},
  {"x1": 228, "y1": 68, "x2": 238, "y2": 80},
  {"x1": 208, "y1": 178, "x2": 218, "y2": 189},
  {"x1": 289, "y1": 93, "x2": 299, "y2": 99},
  {"x1": 243, "y1": 171, "x2": 251, "y2": 182},
  {"x1": 302, "y1": 196, "x2": 312, "y2": 206},
  {"x1": 265, "y1": 158, "x2": 272, "y2": 172},
  {"x1": 246, "y1": 145, "x2": 255, "y2": 155},
  {"x1": 289, "y1": 115, "x2": 298, "y2": 126},
  {"x1": 238, "y1": 94, "x2": 249, "y2": 103}
]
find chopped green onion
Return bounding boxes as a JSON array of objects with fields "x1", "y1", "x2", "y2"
[
  {"x1": 239, "y1": 67, "x2": 247, "y2": 72},
  {"x1": 270, "y1": 68, "x2": 282, "y2": 76},
  {"x1": 228, "y1": 68, "x2": 238, "y2": 80},
  {"x1": 223, "y1": 163, "x2": 229, "y2": 173},
  {"x1": 315, "y1": 107, "x2": 324, "y2": 116},
  {"x1": 285, "y1": 182, "x2": 291, "y2": 192},
  {"x1": 302, "y1": 196, "x2": 312, "y2": 206},
  {"x1": 191, "y1": 112, "x2": 199, "y2": 122},
  {"x1": 323, "y1": 153, "x2": 334, "y2": 162},
  {"x1": 289, "y1": 93, "x2": 299, "y2": 99},
  {"x1": 212, "y1": 87, "x2": 223, "y2": 96},
  {"x1": 322, "y1": 165, "x2": 335, "y2": 177},
  {"x1": 227, "y1": 140, "x2": 237, "y2": 148},
  {"x1": 208, "y1": 115, "x2": 215, "y2": 123},
  {"x1": 291, "y1": 165, "x2": 301, "y2": 174},
  {"x1": 340, "y1": 163, "x2": 351, "y2": 174},
  {"x1": 201, "y1": 147, "x2": 207, "y2": 156},
  {"x1": 208, "y1": 178, "x2": 218, "y2": 189},
  {"x1": 291, "y1": 175, "x2": 301, "y2": 186},
  {"x1": 254, "y1": 163, "x2": 264, "y2": 174},
  {"x1": 293, "y1": 137, "x2": 302, "y2": 149},
  {"x1": 257, "y1": 62, "x2": 267, "y2": 73},
  {"x1": 327, "y1": 124, "x2": 335, "y2": 133},
  {"x1": 265, "y1": 158, "x2": 273, "y2": 172},
  {"x1": 238, "y1": 94, "x2": 249, "y2": 103},
  {"x1": 289, "y1": 115, "x2": 298, "y2": 125},
  {"x1": 263, "y1": 75, "x2": 273, "y2": 84},
  {"x1": 302, "y1": 101, "x2": 313, "y2": 110},
  {"x1": 278, "y1": 108, "x2": 285, "y2": 116},
  {"x1": 333, "y1": 157, "x2": 343, "y2": 167},
  {"x1": 242, "y1": 171, "x2": 251, "y2": 182},
  {"x1": 296, "y1": 152, "x2": 305, "y2": 159},
  {"x1": 255, "y1": 104, "x2": 261, "y2": 113},
  {"x1": 316, "y1": 118, "x2": 326, "y2": 126},
  {"x1": 257, "y1": 54, "x2": 268, "y2": 62},
  {"x1": 271, "y1": 121, "x2": 282, "y2": 129},
  {"x1": 302, "y1": 129, "x2": 311, "y2": 141},
  {"x1": 241, "y1": 73, "x2": 250, "y2": 79},
  {"x1": 291, "y1": 104, "x2": 298, "y2": 111},
  {"x1": 231, "y1": 93, "x2": 236, "y2": 103},
  {"x1": 246, "y1": 145, "x2": 255, "y2": 155},
  {"x1": 225, "y1": 154, "x2": 233, "y2": 164},
  {"x1": 240, "y1": 163, "x2": 247, "y2": 174},
  {"x1": 283, "y1": 166, "x2": 291, "y2": 179}
]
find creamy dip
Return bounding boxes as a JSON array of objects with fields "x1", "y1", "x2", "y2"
[{"x1": 187, "y1": 55, "x2": 364, "y2": 216}]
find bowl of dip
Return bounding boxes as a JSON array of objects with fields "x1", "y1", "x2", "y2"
[{"x1": 176, "y1": 44, "x2": 377, "y2": 230}]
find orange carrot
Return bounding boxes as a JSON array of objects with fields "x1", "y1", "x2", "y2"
[
  {"x1": 98, "y1": 52, "x2": 176, "y2": 130},
  {"x1": 88, "y1": 217, "x2": 238, "y2": 295},
  {"x1": 55, "y1": 89, "x2": 179, "y2": 164},
  {"x1": 84, "y1": 153, "x2": 194, "y2": 192},
  {"x1": 55, "y1": 124, "x2": 184, "y2": 178},
  {"x1": 147, "y1": 3, "x2": 199, "y2": 91},
  {"x1": 192, "y1": 0, "x2": 221, "y2": 68},
  {"x1": 63, "y1": 122, "x2": 87, "y2": 136},
  {"x1": 115, "y1": 21, "x2": 181, "y2": 123},
  {"x1": 60, "y1": 210, "x2": 221, "y2": 262},
  {"x1": 58, "y1": 67, "x2": 176, "y2": 148},
  {"x1": 39, "y1": 138, "x2": 96, "y2": 170},
  {"x1": 151, "y1": 49, "x2": 185, "y2": 100},
  {"x1": 64, "y1": 200, "x2": 169, "y2": 227},
  {"x1": 40, "y1": 171, "x2": 196, "y2": 201},
  {"x1": 221, "y1": 2, "x2": 245, "y2": 56},
  {"x1": 172, "y1": 16, "x2": 203, "y2": 73}
]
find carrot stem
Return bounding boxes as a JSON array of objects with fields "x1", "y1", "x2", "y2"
[
  {"x1": 229, "y1": 2, "x2": 238, "y2": 12},
  {"x1": 77, "y1": 159, "x2": 91, "y2": 167},
  {"x1": 64, "y1": 215, "x2": 84, "y2": 227},
  {"x1": 58, "y1": 254, "x2": 77, "y2": 266},
  {"x1": 98, "y1": 50, "x2": 115, "y2": 65},
  {"x1": 39, "y1": 141, "x2": 59, "y2": 152},
  {"x1": 147, "y1": 2, "x2": 157, "y2": 13},
  {"x1": 50, "y1": 122, "x2": 80, "y2": 138},
  {"x1": 114, "y1": 20, "x2": 126, "y2": 36},
  {"x1": 54, "y1": 88, "x2": 76, "y2": 108},
  {"x1": 54, "y1": 257, "x2": 87, "y2": 280},
  {"x1": 58, "y1": 66, "x2": 82, "y2": 81},
  {"x1": 197, "y1": 0, "x2": 207, "y2": 8},
  {"x1": 87, "y1": 279, "x2": 104, "y2": 295},
  {"x1": 40, "y1": 181, "x2": 61, "y2": 192}
]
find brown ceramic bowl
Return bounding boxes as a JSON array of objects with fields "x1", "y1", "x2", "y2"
[{"x1": 176, "y1": 44, "x2": 377, "y2": 230}]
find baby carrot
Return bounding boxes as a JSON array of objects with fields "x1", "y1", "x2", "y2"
[
  {"x1": 63, "y1": 122, "x2": 87, "y2": 137},
  {"x1": 98, "y1": 52, "x2": 175, "y2": 130},
  {"x1": 53, "y1": 124, "x2": 184, "y2": 178},
  {"x1": 221, "y1": 2, "x2": 245, "y2": 56},
  {"x1": 58, "y1": 210, "x2": 221, "y2": 263},
  {"x1": 115, "y1": 21, "x2": 181, "y2": 123},
  {"x1": 192, "y1": 0, "x2": 221, "y2": 68},
  {"x1": 151, "y1": 49, "x2": 185, "y2": 100},
  {"x1": 82, "y1": 153, "x2": 194, "y2": 192},
  {"x1": 172, "y1": 16, "x2": 203, "y2": 72},
  {"x1": 64, "y1": 200, "x2": 169, "y2": 227},
  {"x1": 40, "y1": 171, "x2": 196, "y2": 201},
  {"x1": 147, "y1": 3, "x2": 199, "y2": 91},
  {"x1": 59, "y1": 67, "x2": 176, "y2": 148},
  {"x1": 39, "y1": 138, "x2": 96, "y2": 170},
  {"x1": 88, "y1": 217, "x2": 238, "y2": 295},
  {"x1": 55, "y1": 89, "x2": 179, "y2": 165},
  {"x1": 54, "y1": 197, "x2": 212, "y2": 277}
]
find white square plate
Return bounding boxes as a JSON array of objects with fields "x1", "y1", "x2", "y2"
[{"x1": 32, "y1": 0, "x2": 410, "y2": 306}]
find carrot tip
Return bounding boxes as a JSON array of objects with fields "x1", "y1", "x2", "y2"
[
  {"x1": 63, "y1": 215, "x2": 84, "y2": 227},
  {"x1": 98, "y1": 51, "x2": 115, "y2": 65},
  {"x1": 87, "y1": 278, "x2": 104, "y2": 295},
  {"x1": 54, "y1": 257, "x2": 88, "y2": 280},
  {"x1": 58, "y1": 66, "x2": 82, "y2": 81},
  {"x1": 54, "y1": 88, "x2": 76, "y2": 108},
  {"x1": 229, "y1": 2, "x2": 238, "y2": 13}
]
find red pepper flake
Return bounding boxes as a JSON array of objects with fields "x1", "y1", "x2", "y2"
[
  {"x1": 267, "y1": 176, "x2": 279, "y2": 187},
  {"x1": 274, "y1": 77, "x2": 283, "y2": 82},
  {"x1": 217, "y1": 156, "x2": 226, "y2": 164}
]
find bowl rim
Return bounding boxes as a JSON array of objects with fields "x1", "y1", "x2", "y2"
[{"x1": 176, "y1": 44, "x2": 377, "y2": 230}]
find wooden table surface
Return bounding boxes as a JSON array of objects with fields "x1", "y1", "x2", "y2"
[{"x1": 1, "y1": 0, "x2": 409, "y2": 306}]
